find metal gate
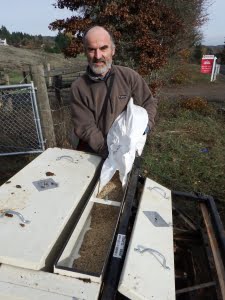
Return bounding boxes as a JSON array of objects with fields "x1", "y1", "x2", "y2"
[{"x1": 0, "y1": 82, "x2": 45, "y2": 156}]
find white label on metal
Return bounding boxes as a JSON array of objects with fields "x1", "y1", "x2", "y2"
[
  {"x1": 113, "y1": 234, "x2": 126, "y2": 258},
  {"x1": 203, "y1": 55, "x2": 214, "y2": 59}
]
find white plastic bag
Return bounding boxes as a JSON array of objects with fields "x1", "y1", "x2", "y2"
[{"x1": 99, "y1": 98, "x2": 148, "y2": 192}]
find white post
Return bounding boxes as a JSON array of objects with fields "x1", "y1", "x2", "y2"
[
  {"x1": 210, "y1": 56, "x2": 217, "y2": 82},
  {"x1": 215, "y1": 64, "x2": 220, "y2": 76},
  {"x1": 46, "y1": 63, "x2": 52, "y2": 87}
]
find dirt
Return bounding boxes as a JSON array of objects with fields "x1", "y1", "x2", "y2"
[
  {"x1": 0, "y1": 155, "x2": 34, "y2": 186},
  {"x1": 159, "y1": 77, "x2": 225, "y2": 103},
  {"x1": 97, "y1": 172, "x2": 124, "y2": 202},
  {"x1": 73, "y1": 202, "x2": 119, "y2": 274}
]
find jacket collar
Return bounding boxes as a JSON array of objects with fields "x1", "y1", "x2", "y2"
[{"x1": 86, "y1": 65, "x2": 114, "y2": 82}]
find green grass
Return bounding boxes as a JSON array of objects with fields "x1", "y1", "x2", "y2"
[
  {"x1": 184, "y1": 64, "x2": 211, "y2": 84},
  {"x1": 144, "y1": 62, "x2": 225, "y2": 202},
  {"x1": 156, "y1": 60, "x2": 224, "y2": 86},
  {"x1": 183, "y1": 63, "x2": 225, "y2": 85},
  {"x1": 76, "y1": 53, "x2": 87, "y2": 61},
  {"x1": 8, "y1": 70, "x2": 25, "y2": 84},
  {"x1": 142, "y1": 99, "x2": 225, "y2": 201}
]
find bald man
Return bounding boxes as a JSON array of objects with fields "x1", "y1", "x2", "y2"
[{"x1": 71, "y1": 26, "x2": 157, "y2": 158}]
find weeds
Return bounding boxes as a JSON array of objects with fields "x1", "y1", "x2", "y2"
[
  {"x1": 157, "y1": 60, "x2": 214, "y2": 86},
  {"x1": 8, "y1": 70, "x2": 24, "y2": 84},
  {"x1": 143, "y1": 98, "x2": 225, "y2": 201}
]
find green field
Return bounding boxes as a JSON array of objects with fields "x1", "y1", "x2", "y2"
[{"x1": 142, "y1": 97, "x2": 225, "y2": 202}]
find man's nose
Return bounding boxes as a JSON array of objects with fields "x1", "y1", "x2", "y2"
[{"x1": 94, "y1": 49, "x2": 102, "y2": 59}]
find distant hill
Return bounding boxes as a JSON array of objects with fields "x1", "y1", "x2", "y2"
[
  {"x1": 0, "y1": 25, "x2": 57, "y2": 50},
  {"x1": 205, "y1": 45, "x2": 224, "y2": 48},
  {"x1": 0, "y1": 45, "x2": 86, "y2": 72},
  {"x1": 204, "y1": 44, "x2": 224, "y2": 54}
]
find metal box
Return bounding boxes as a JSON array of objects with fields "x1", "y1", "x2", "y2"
[
  {"x1": 54, "y1": 182, "x2": 121, "y2": 283},
  {"x1": 0, "y1": 147, "x2": 101, "y2": 271}
]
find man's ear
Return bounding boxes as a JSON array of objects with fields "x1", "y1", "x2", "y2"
[{"x1": 112, "y1": 47, "x2": 115, "y2": 56}]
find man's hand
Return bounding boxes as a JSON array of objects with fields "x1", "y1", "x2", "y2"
[{"x1": 143, "y1": 125, "x2": 150, "y2": 135}]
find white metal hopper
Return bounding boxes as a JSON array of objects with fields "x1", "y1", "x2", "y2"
[
  {"x1": 0, "y1": 147, "x2": 101, "y2": 271},
  {"x1": 118, "y1": 178, "x2": 175, "y2": 299}
]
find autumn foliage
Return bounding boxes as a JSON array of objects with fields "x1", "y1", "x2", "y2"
[
  {"x1": 181, "y1": 97, "x2": 209, "y2": 113},
  {"x1": 49, "y1": 0, "x2": 208, "y2": 75}
]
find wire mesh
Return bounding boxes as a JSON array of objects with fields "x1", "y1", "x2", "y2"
[
  {"x1": 0, "y1": 84, "x2": 44, "y2": 156},
  {"x1": 53, "y1": 104, "x2": 73, "y2": 149},
  {"x1": 48, "y1": 87, "x2": 74, "y2": 149}
]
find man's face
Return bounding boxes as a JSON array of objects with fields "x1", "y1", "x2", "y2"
[{"x1": 85, "y1": 28, "x2": 115, "y2": 76}]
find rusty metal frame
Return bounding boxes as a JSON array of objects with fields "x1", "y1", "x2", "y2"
[{"x1": 172, "y1": 191, "x2": 225, "y2": 299}]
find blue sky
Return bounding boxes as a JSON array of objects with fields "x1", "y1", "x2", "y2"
[
  {"x1": 201, "y1": 0, "x2": 225, "y2": 45},
  {"x1": 0, "y1": 0, "x2": 224, "y2": 45},
  {"x1": 0, "y1": 0, "x2": 73, "y2": 37}
]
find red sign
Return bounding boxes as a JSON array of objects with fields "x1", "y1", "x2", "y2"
[{"x1": 201, "y1": 58, "x2": 214, "y2": 74}]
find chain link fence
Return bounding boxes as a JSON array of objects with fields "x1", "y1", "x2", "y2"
[
  {"x1": 48, "y1": 70, "x2": 85, "y2": 149},
  {"x1": 0, "y1": 83, "x2": 44, "y2": 156}
]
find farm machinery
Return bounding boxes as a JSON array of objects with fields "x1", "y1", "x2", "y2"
[{"x1": 0, "y1": 147, "x2": 224, "y2": 299}]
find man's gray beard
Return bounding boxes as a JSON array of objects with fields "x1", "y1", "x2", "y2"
[{"x1": 90, "y1": 61, "x2": 112, "y2": 75}]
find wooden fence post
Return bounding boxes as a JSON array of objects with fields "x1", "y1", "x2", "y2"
[
  {"x1": 29, "y1": 65, "x2": 33, "y2": 81},
  {"x1": 22, "y1": 71, "x2": 28, "y2": 84},
  {"x1": 46, "y1": 63, "x2": 52, "y2": 87},
  {"x1": 30, "y1": 64, "x2": 56, "y2": 148},
  {"x1": 54, "y1": 75, "x2": 62, "y2": 104},
  {"x1": 4, "y1": 74, "x2": 9, "y2": 85}
]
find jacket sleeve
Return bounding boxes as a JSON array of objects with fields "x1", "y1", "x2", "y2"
[
  {"x1": 70, "y1": 85, "x2": 108, "y2": 157},
  {"x1": 131, "y1": 71, "x2": 157, "y2": 130}
]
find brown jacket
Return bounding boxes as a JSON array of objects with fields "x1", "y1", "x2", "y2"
[{"x1": 71, "y1": 65, "x2": 157, "y2": 156}]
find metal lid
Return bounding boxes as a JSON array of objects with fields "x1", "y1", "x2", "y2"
[
  {"x1": 0, "y1": 148, "x2": 101, "y2": 270},
  {"x1": 118, "y1": 178, "x2": 175, "y2": 299}
]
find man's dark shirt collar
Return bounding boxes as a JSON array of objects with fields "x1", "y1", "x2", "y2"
[{"x1": 86, "y1": 65, "x2": 113, "y2": 82}]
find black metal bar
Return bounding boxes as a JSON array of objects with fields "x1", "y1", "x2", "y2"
[
  {"x1": 172, "y1": 204, "x2": 199, "y2": 231},
  {"x1": 100, "y1": 158, "x2": 141, "y2": 300},
  {"x1": 206, "y1": 196, "x2": 225, "y2": 265},
  {"x1": 172, "y1": 190, "x2": 209, "y2": 201}
]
